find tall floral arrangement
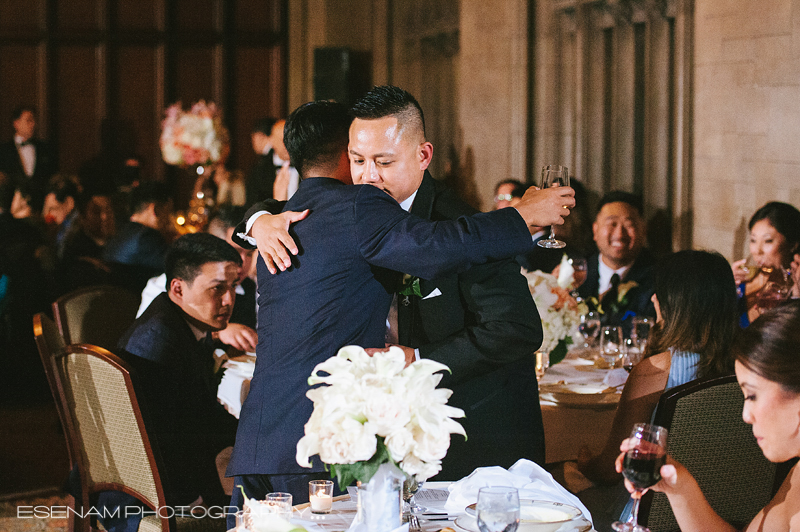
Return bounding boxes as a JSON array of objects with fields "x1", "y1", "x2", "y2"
[
  {"x1": 160, "y1": 100, "x2": 228, "y2": 167},
  {"x1": 523, "y1": 270, "x2": 585, "y2": 365},
  {"x1": 296, "y1": 346, "x2": 465, "y2": 488}
]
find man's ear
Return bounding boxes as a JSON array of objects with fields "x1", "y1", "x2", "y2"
[
  {"x1": 168, "y1": 277, "x2": 183, "y2": 302},
  {"x1": 64, "y1": 196, "x2": 75, "y2": 213},
  {"x1": 418, "y1": 142, "x2": 433, "y2": 171}
]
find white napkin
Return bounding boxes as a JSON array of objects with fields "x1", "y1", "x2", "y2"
[
  {"x1": 556, "y1": 254, "x2": 574, "y2": 289},
  {"x1": 602, "y1": 368, "x2": 629, "y2": 388},
  {"x1": 444, "y1": 459, "x2": 592, "y2": 525},
  {"x1": 225, "y1": 359, "x2": 256, "y2": 378}
]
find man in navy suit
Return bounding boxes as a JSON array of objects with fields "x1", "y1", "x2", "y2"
[
  {"x1": 348, "y1": 86, "x2": 546, "y2": 477},
  {"x1": 226, "y1": 100, "x2": 574, "y2": 520},
  {"x1": 577, "y1": 191, "x2": 656, "y2": 325},
  {"x1": 0, "y1": 106, "x2": 57, "y2": 210}
]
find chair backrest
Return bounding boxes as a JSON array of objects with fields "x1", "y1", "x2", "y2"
[
  {"x1": 33, "y1": 313, "x2": 73, "y2": 459},
  {"x1": 53, "y1": 285, "x2": 141, "y2": 350},
  {"x1": 54, "y1": 343, "x2": 170, "y2": 531},
  {"x1": 639, "y1": 374, "x2": 785, "y2": 531}
]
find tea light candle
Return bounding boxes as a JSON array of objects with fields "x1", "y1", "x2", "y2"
[{"x1": 309, "y1": 480, "x2": 334, "y2": 514}]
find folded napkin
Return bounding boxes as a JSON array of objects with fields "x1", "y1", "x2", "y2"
[
  {"x1": 444, "y1": 459, "x2": 592, "y2": 525},
  {"x1": 602, "y1": 368, "x2": 629, "y2": 388},
  {"x1": 225, "y1": 359, "x2": 256, "y2": 378}
]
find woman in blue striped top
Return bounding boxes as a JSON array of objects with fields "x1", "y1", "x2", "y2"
[{"x1": 579, "y1": 250, "x2": 738, "y2": 484}]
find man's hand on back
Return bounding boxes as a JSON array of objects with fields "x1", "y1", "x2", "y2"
[{"x1": 250, "y1": 209, "x2": 309, "y2": 274}]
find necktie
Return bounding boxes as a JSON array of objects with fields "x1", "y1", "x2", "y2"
[{"x1": 602, "y1": 273, "x2": 621, "y2": 307}]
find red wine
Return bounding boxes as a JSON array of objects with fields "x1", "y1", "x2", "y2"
[
  {"x1": 622, "y1": 448, "x2": 665, "y2": 490},
  {"x1": 573, "y1": 270, "x2": 588, "y2": 288}
]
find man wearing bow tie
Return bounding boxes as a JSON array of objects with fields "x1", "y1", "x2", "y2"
[{"x1": 0, "y1": 106, "x2": 58, "y2": 209}]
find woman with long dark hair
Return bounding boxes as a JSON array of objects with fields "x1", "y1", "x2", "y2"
[
  {"x1": 579, "y1": 250, "x2": 738, "y2": 483},
  {"x1": 616, "y1": 302, "x2": 800, "y2": 531}
]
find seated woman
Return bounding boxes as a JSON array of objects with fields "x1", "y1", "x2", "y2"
[
  {"x1": 616, "y1": 301, "x2": 800, "y2": 531},
  {"x1": 579, "y1": 250, "x2": 738, "y2": 484},
  {"x1": 732, "y1": 202, "x2": 800, "y2": 326}
]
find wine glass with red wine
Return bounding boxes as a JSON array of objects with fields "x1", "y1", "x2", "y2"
[{"x1": 612, "y1": 423, "x2": 669, "y2": 532}]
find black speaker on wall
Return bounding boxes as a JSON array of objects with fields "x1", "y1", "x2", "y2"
[{"x1": 314, "y1": 47, "x2": 371, "y2": 106}]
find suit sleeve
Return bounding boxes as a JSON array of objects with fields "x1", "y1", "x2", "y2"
[
  {"x1": 231, "y1": 199, "x2": 286, "y2": 249},
  {"x1": 354, "y1": 186, "x2": 534, "y2": 280},
  {"x1": 419, "y1": 259, "x2": 543, "y2": 386}
]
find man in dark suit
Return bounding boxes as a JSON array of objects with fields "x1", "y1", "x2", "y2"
[
  {"x1": 93, "y1": 233, "x2": 240, "y2": 531},
  {"x1": 0, "y1": 106, "x2": 57, "y2": 210},
  {"x1": 577, "y1": 191, "x2": 656, "y2": 325},
  {"x1": 349, "y1": 86, "x2": 546, "y2": 477},
  {"x1": 244, "y1": 117, "x2": 277, "y2": 206},
  {"x1": 103, "y1": 182, "x2": 172, "y2": 292},
  {"x1": 226, "y1": 100, "x2": 574, "y2": 520}
]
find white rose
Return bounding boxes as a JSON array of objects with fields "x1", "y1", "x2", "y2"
[
  {"x1": 318, "y1": 416, "x2": 377, "y2": 465},
  {"x1": 412, "y1": 428, "x2": 451, "y2": 462},
  {"x1": 385, "y1": 427, "x2": 415, "y2": 462},
  {"x1": 400, "y1": 454, "x2": 441, "y2": 482}
]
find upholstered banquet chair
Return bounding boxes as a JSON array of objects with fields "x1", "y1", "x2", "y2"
[
  {"x1": 637, "y1": 374, "x2": 792, "y2": 532},
  {"x1": 52, "y1": 343, "x2": 225, "y2": 532},
  {"x1": 52, "y1": 285, "x2": 140, "y2": 350}
]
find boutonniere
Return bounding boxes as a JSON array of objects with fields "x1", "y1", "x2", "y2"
[
  {"x1": 398, "y1": 274, "x2": 422, "y2": 298},
  {"x1": 617, "y1": 281, "x2": 639, "y2": 306}
]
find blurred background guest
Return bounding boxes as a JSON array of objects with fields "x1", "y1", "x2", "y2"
[
  {"x1": 0, "y1": 105, "x2": 58, "y2": 212},
  {"x1": 41, "y1": 174, "x2": 81, "y2": 261},
  {"x1": 102, "y1": 182, "x2": 174, "y2": 293},
  {"x1": 245, "y1": 116, "x2": 278, "y2": 205},
  {"x1": 493, "y1": 178, "x2": 526, "y2": 210},
  {"x1": 731, "y1": 201, "x2": 800, "y2": 326},
  {"x1": 60, "y1": 192, "x2": 116, "y2": 292}
]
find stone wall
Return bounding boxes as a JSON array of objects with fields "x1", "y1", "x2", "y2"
[{"x1": 693, "y1": 0, "x2": 800, "y2": 260}]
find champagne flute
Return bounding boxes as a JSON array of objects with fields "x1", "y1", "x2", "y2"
[
  {"x1": 537, "y1": 165, "x2": 569, "y2": 249},
  {"x1": 476, "y1": 487, "x2": 520, "y2": 532},
  {"x1": 612, "y1": 423, "x2": 669, "y2": 532}
]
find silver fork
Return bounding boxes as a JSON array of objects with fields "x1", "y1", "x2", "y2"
[{"x1": 408, "y1": 513, "x2": 421, "y2": 531}]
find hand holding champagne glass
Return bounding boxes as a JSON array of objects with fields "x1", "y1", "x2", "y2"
[
  {"x1": 537, "y1": 165, "x2": 570, "y2": 249},
  {"x1": 612, "y1": 423, "x2": 668, "y2": 532}
]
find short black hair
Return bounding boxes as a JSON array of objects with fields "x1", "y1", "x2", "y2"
[
  {"x1": 252, "y1": 117, "x2": 277, "y2": 136},
  {"x1": 129, "y1": 181, "x2": 171, "y2": 215},
  {"x1": 748, "y1": 202, "x2": 800, "y2": 254},
  {"x1": 595, "y1": 190, "x2": 644, "y2": 218},
  {"x1": 12, "y1": 105, "x2": 35, "y2": 122},
  {"x1": 46, "y1": 174, "x2": 83, "y2": 204},
  {"x1": 495, "y1": 179, "x2": 527, "y2": 198},
  {"x1": 165, "y1": 233, "x2": 242, "y2": 286},
  {"x1": 284, "y1": 100, "x2": 352, "y2": 177},
  {"x1": 351, "y1": 85, "x2": 426, "y2": 138}
]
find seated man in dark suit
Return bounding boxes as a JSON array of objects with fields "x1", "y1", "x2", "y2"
[
  {"x1": 113, "y1": 233, "x2": 241, "y2": 522},
  {"x1": 348, "y1": 86, "x2": 546, "y2": 477},
  {"x1": 103, "y1": 182, "x2": 172, "y2": 292},
  {"x1": 226, "y1": 100, "x2": 574, "y2": 524},
  {"x1": 577, "y1": 191, "x2": 656, "y2": 325}
]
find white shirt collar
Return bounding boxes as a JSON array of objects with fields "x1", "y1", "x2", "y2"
[
  {"x1": 531, "y1": 229, "x2": 548, "y2": 241},
  {"x1": 597, "y1": 255, "x2": 632, "y2": 295},
  {"x1": 273, "y1": 153, "x2": 288, "y2": 167},
  {"x1": 399, "y1": 190, "x2": 417, "y2": 212},
  {"x1": 261, "y1": 142, "x2": 273, "y2": 155},
  {"x1": 185, "y1": 319, "x2": 209, "y2": 342},
  {"x1": 14, "y1": 134, "x2": 31, "y2": 146}
]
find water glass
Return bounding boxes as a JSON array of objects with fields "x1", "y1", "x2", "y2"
[
  {"x1": 631, "y1": 317, "x2": 652, "y2": 352},
  {"x1": 266, "y1": 492, "x2": 293, "y2": 521},
  {"x1": 579, "y1": 311, "x2": 601, "y2": 349},
  {"x1": 476, "y1": 487, "x2": 520, "y2": 532},
  {"x1": 600, "y1": 326, "x2": 622, "y2": 368}
]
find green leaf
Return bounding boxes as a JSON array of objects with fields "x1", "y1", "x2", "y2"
[
  {"x1": 328, "y1": 438, "x2": 395, "y2": 491},
  {"x1": 549, "y1": 338, "x2": 571, "y2": 366},
  {"x1": 398, "y1": 277, "x2": 422, "y2": 298}
]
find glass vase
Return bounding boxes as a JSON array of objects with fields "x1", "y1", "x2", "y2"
[{"x1": 351, "y1": 463, "x2": 403, "y2": 532}]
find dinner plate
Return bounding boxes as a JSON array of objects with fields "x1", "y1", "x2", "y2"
[
  {"x1": 454, "y1": 513, "x2": 592, "y2": 532},
  {"x1": 539, "y1": 383, "x2": 621, "y2": 408}
]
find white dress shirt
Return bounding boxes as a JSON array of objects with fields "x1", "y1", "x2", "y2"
[
  {"x1": 15, "y1": 134, "x2": 35, "y2": 177},
  {"x1": 597, "y1": 255, "x2": 632, "y2": 295}
]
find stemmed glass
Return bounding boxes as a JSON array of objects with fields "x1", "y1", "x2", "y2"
[
  {"x1": 612, "y1": 423, "x2": 669, "y2": 532},
  {"x1": 568, "y1": 257, "x2": 588, "y2": 298},
  {"x1": 600, "y1": 326, "x2": 622, "y2": 368},
  {"x1": 402, "y1": 476, "x2": 427, "y2": 518},
  {"x1": 621, "y1": 339, "x2": 642, "y2": 373},
  {"x1": 537, "y1": 165, "x2": 570, "y2": 249},
  {"x1": 631, "y1": 317, "x2": 652, "y2": 353},
  {"x1": 578, "y1": 311, "x2": 601, "y2": 349},
  {"x1": 476, "y1": 487, "x2": 520, "y2": 532}
]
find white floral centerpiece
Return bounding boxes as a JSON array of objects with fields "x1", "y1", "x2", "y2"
[
  {"x1": 523, "y1": 268, "x2": 585, "y2": 365},
  {"x1": 160, "y1": 100, "x2": 228, "y2": 167},
  {"x1": 296, "y1": 345, "x2": 465, "y2": 531}
]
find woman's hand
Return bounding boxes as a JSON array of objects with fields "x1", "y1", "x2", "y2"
[
  {"x1": 615, "y1": 438, "x2": 682, "y2": 496},
  {"x1": 731, "y1": 258, "x2": 750, "y2": 285}
]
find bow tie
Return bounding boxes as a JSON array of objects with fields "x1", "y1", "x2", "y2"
[{"x1": 17, "y1": 140, "x2": 31, "y2": 147}]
